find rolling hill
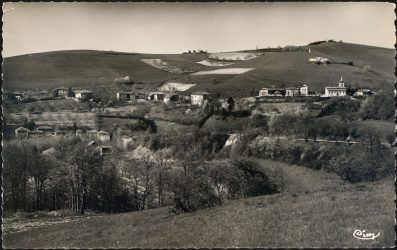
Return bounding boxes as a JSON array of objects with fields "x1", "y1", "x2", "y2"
[
  {"x1": 3, "y1": 161, "x2": 395, "y2": 248},
  {"x1": 3, "y1": 42, "x2": 395, "y2": 97}
]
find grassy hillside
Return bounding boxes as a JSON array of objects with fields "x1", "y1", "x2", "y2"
[
  {"x1": 3, "y1": 50, "x2": 208, "y2": 91},
  {"x1": 3, "y1": 42, "x2": 395, "y2": 97},
  {"x1": 3, "y1": 160, "x2": 394, "y2": 248}
]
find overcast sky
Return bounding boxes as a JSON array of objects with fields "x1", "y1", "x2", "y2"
[{"x1": 2, "y1": 2, "x2": 395, "y2": 57}]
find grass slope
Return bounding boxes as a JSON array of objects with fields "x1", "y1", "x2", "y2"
[
  {"x1": 191, "y1": 43, "x2": 395, "y2": 97},
  {"x1": 3, "y1": 51, "x2": 207, "y2": 91},
  {"x1": 3, "y1": 42, "x2": 395, "y2": 98},
  {"x1": 3, "y1": 160, "x2": 395, "y2": 248}
]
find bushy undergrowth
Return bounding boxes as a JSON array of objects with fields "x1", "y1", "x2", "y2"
[{"x1": 236, "y1": 132, "x2": 394, "y2": 183}]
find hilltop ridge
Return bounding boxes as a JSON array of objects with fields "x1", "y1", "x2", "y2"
[{"x1": 3, "y1": 42, "x2": 395, "y2": 97}]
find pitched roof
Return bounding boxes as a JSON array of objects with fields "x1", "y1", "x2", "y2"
[
  {"x1": 325, "y1": 86, "x2": 346, "y2": 90},
  {"x1": 74, "y1": 90, "x2": 92, "y2": 94},
  {"x1": 191, "y1": 91, "x2": 210, "y2": 95},
  {"x1": 15, "y1": 127, "x2": 30, "y2": 132},
  {"x1": 148, "y1": 92, "x2": 165, "y2": 95}
]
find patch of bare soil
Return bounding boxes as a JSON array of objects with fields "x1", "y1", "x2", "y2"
[{"x1": 3, "y1": 211, "x2": 102, "y2": 234}]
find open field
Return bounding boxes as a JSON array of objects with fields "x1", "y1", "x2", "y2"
[
  {"x1": 3, "y1": 99, "x2": 91, "y2": 113},
  {"x1": 196, "y1": 59, "x2": 235, "y2": 67},
  {"x1": 3, "y1": 160, "x2": 394, "y2": 248},
  {"x1": 192, "y1": 68, "x2": 254, "y2": 75},
  {"x1": 4, "y1": 42, "x2": 394, "y2": 98}
]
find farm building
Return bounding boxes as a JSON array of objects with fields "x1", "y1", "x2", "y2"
[
  {"x1": 97, "y1": 130, "x2": 111, "y2": 142},
  {"x1": 354, "y1": 89, "x2": 374, "y2": 97},
  {"x1": 163, "y1": 93, "x2": 180, "y2": 104},
  {"x1": 74, "y1": 90, "x2": 93, "y2": 101},
  {"x1": 147, "y1": 92, "x2": 165, "y2": 101},
  {"x1": 258, "y1": 88, "x2": 286, "y2": 97},
  {"x1": 286, "y1": 87, "x2": 300, "y2": 96},
  {"x1": 15, "y1": 127, "x2": 29, "y2": 140},
  {"x1": 324, "y1": 77, "x2": 346, "y2": 97},
  {"x1": 97, "y1": 145, "x2": 112, "y2": 156},
  {"x1": 191, "y1": 91, "x2": 210, "y2": 106},
  {"x1": 53, "y1": 87, "x2": 69, "y2": 97},
  {"x1": 116, "y1": 91, "x2": 134, "y2": 101}
]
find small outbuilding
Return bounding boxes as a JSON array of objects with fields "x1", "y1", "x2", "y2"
[{"x1": 15, "y1": 127, "x2": 29, "y2": 140}]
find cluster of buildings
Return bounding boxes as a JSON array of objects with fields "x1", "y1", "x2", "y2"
[
  {"x1": 15, "y1": 126, "x2": 111, "y2": 142},
  {"x1": 258, "y1": 84, "x2": 309, "y2": 97},
  {"x1": 116, "y1": 90, "x2": 211, "y2": 106},
  {"x1": 53, "y1": 87, "x2": 94, "y2": 101},
  {"x1": 258, "y1": 77, "x2": 374, "y2": 98}
]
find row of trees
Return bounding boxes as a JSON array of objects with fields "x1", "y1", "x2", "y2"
[{"x1": 3, "y1": 137, "x2": 282, "y2": 214}]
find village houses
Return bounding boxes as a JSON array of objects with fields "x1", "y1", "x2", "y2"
[
  {"x1": 191, "y1": 91, "x2": 210, "y2": 106},
  {"x1": 259, "y1": 84, "x2": 309, "y2": 97}
]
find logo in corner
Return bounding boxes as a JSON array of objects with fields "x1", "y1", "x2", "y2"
[{"x1": 353, "y1": 229, "x2": 380, "y2": 240}]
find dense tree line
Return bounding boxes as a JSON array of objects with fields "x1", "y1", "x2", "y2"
[{"x1": 3, "y1": 137, "x2": 282, "y2": 214}]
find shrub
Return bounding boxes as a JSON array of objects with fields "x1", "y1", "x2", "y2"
[{"x1": 228, "y1": 159, "x2": 279, "y2": 198}]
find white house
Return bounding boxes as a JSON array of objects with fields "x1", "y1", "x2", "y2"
[
  {"x1": 191, "y1": 91, "x2": 210, "y2": 106},
  {"x1": 286, "y1": 87, "x2": 300, "y2": 96},
  {"x1": 300, "y1": 85, "x2": 309, "y2": 96},
  {"x1": 354, "y1": 89, "x2": 374, "y2": 97},
  {"x1": 324, "y1": 77, "x2": 347, "y2": 97},
  {"x1": 258, "y1": 88, "x2": 269, "y2": 97},
  {"x1": 74, "y1": 90, "x2": 93, "y2": 101}
]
